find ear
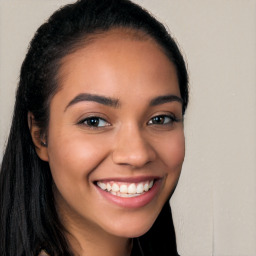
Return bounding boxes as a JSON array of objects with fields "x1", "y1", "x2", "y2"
[{"x1": 28, "y1": 112, "x2": 49, "y2": 162}]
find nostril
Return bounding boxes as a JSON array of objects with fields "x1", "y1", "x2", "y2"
[
  {"x1": 112, "y1": 144, "x2": 156, "y2": 167},
  {"x1": 112, "y1": 126, "x2": 157, "y2": 167}
]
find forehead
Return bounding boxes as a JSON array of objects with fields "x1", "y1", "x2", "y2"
[{"x1": 56, "y1": 29, "x2": 180, "y2": 100}]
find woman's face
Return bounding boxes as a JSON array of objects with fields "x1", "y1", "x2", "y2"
[{"x1": 38, "y1": 31, "x2": 185, "y2": 239}]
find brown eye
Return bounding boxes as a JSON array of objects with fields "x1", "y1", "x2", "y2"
[
  {"x1": 151, "y1": 116, "x2": 165, "y2": 124},
  {"x1": 80, "y1": 117, "x2": 109, "y2": 127},
  {"x1": 148, "y1": 115, "x2": 176, "y2": 125},
  {"x1": 87, "y1": 117, "x2": 100, "y2": 126}
]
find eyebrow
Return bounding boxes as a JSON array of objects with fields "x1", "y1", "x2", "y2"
[
  {"x1": 65, "y1": 93, "x2": 182, "y2": 111},
  {"x1": 150, "y1": 94, "x2": 183, "y2": 106},
  {"x1": 65, "y1": 93, "x2": 120, "y2": 111}
]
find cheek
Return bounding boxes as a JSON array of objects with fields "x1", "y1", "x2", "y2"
[
  {"x1": 46, "y1": 131, "x2": 113, "y2": 217},
  {"x1": 159, "y1": 130, "x2": 185, "y2": 169},
  {"x1": 46, "y1": 130, "x2": 110, "y2": 186},
  {"x1": 166, "y1": 131, "x2": 185, "y2": 190},
  {"x1": 157, "y1": 130, "x2": 185, "y2": 197}
]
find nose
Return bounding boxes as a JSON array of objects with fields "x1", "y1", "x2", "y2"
[{"x1": 112, "y1": 124, "x2": 156, "y2": 168}]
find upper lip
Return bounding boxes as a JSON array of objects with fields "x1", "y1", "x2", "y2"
[{"x1": 94, "y1": 175, "x2": 162, "y2": 183}]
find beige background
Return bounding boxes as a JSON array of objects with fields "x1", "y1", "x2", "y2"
[{"x1": 0, "y1": 1, "x2": 256, "y2": 255}]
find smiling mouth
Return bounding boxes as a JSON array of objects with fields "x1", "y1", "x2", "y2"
[{"x1": 96, "y1": 180, "x2": 155, "y2": 198}]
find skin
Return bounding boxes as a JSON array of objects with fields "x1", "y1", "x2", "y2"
[{"x1": 31, "y1": 30, "x2": 185, "y2": 256}]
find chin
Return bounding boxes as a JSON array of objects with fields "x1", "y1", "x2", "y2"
[
  {"x1": 102, "y1": 210, "x2": 160, "y2": 238},
  {"x1": 110, "y1": 224, "x2": 153, "y2": 238}
]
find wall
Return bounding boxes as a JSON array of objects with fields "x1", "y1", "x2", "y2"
[{"x1": 0, "y1": 1, "x2": 255, "y2": 255}]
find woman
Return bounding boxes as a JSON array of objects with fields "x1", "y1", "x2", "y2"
[{"x1": 0, "y1": 0, "x2": 188, "y2": 255}]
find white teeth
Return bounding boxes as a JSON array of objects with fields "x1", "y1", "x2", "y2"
[
  {"x1": 128, "y1": 183, "x2": 136, "y2": 194},
  {"x1": 120, "y1": 184, "x2": 128, "y2": 193},
  {"x1": 112, "y1": 183, "x2": 119, "y2": 192},
  {"x1": 136, "y1": 183, "x2": 144, "y2": 194},
  {"x1": 119, "y1": 193, "x2": 140, "y2": 197},
  {"x1": 96, "y1": 179, "x2": 155, "y2": 197},
  {"x1": 107, "y1": 183, "x2": 111, "y2": 191},
  {"x1": 97, "y1": 182, "x2": 106, "y2": 190}
]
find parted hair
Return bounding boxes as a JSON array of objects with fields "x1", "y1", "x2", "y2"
[{"x1": 0, "y1": 0, "x2": 188, "y2": 255}]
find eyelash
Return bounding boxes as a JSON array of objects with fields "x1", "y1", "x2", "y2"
[
  {"x1": 147, "y1": 114, "x2": 179, "y2": 126},
  {"x1": 78, "y1": 116, "x2": 110, "y2": 128},
  {"x1": 78, "y1": 114, "x2": 179, "y2": 129}
]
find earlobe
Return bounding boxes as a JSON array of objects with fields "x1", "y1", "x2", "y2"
[{"x1": 28, "y1": 112, "x2": 49, "y2": 162}]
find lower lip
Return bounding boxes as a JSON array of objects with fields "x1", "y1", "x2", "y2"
[{"x1": 95, "y1": 179, "x2": 162, "y2": 208}]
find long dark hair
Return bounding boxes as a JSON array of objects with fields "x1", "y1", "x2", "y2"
[{"x1": 0, "y1": 0, "x2": 188, "y2": 255}]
